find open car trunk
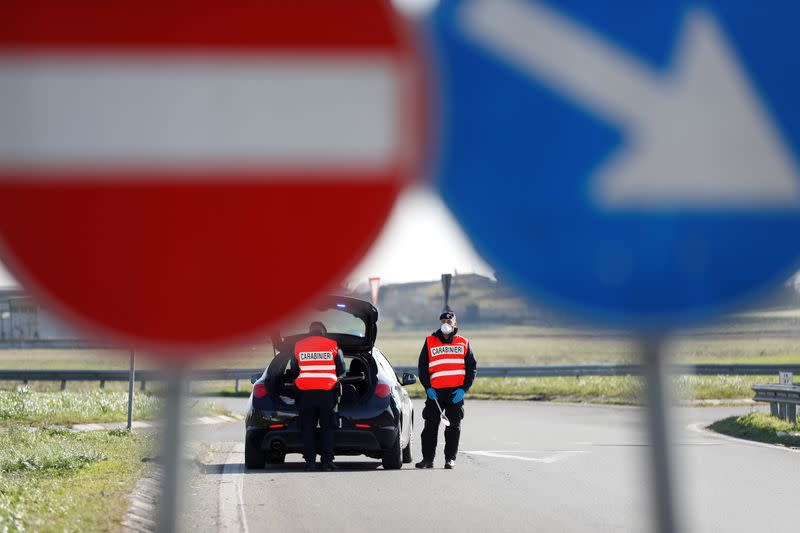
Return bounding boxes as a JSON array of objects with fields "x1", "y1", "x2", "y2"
[
  {"x1": 267, "y1": 295, "x2": 379, "y2": 406},
  {"x1": 268, "y1": 351, "x2": 375, "y2": 407},
  {"x1": 271, "y1": 295, "x2": 379, "y2": 353}
]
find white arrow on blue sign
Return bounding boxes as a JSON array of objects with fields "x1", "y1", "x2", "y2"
[{"x1": 430, "y1": 0, "x2": 800, "y2": 327}]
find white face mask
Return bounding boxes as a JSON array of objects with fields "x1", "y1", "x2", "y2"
[{"x1": 440, "y1": 323, "x2": 454, "y2": 335}]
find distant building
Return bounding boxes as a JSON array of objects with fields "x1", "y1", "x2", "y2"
[{"x1": 0, "y1": 288, "x2": 78, "y2": 340}]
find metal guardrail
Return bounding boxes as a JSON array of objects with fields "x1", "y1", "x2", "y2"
[
  {"x1": 752, "y1": 383, "x2": 800, "y2": 422},
  {"x1": 0, "y1": 340, "x2": 116, "y2": 349},
  {"x1": 393, "y1": 363, "x2": 800, "y2": 377},
  {"x1": 3, "y1": 364, "x2": 800, "y2": 390}
]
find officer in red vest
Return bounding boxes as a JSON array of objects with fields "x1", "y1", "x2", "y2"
[
  {"x1": 415, "y1": 311, "x2": 477, "y2": 469},
  {"x1": 291, "y1": 321, "x2": 345, "y2": 471}
]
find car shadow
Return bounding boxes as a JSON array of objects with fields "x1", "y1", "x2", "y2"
[
  {"x1": 257, "y1": 461, "x2": 383, "y2": 474},
  {"x1": 197, "y1": 461, "x2": 423, "y2": 475}
]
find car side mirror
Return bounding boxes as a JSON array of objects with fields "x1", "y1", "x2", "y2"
[
  {"x1": 401, "y1": 373, "x2": 417, "y2": 386},
  {"x1": 250, "y1": 373, "x2": 262, "y2": 385}
]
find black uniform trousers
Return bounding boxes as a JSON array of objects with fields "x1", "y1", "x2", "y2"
[
  {"x1": 299, "y1": 389, "x2": 338, "y2": 464},
  {"x1": 421, "y1": 388, "x2": 465, "y2": 461}
]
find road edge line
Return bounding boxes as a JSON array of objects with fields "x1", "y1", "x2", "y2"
[
  {"x1": 219, "y1": 442, "x2": 250, "y2": 533},
  {"x1": 686, "y1": 421, "x2": 800, "y2": 454}
]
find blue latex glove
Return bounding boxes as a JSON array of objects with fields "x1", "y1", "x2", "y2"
[
  {"x1": 452, "y1": 388, "x2": 466, "y2": 403},
  {"x1": 426, "y1": 388, "x2": 438, "y2": 401}
]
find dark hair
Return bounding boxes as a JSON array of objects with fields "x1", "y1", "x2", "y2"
[{"x1": 309, "y1": 321, "x2": 327, "y2": 335}]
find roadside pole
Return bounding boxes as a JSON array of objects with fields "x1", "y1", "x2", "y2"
[
  {"x1": 158, "y1": 366, "x2": 185, "y2": 533},
  {"x1": 127, "y1": 350, "x2": 135, "y2": 431},
  {"x1": 642, "y1": 337, "x2": 680, "y2": 533}
]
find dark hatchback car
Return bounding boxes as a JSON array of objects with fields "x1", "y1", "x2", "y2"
[{"x1": 245, "y1": 296, "x2": 416, "y2": 469}]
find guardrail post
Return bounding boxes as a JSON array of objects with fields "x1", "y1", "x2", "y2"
[
  {"x1": 779, "y1": 402, "x2": 787, "y2": 420},
  {"x1": 235, "y1": 378, "x2": 240, "y2": 393},
  {"x1": 60, "y1": 380, "x2": 67, "y2": 391},
  {"x1": 770, "y1": 402, "x2": 779, "y2": 417},
  {"x1": 127, "y1": 350, "x2": 135, "y2": 431},
  {"x1": 140, "y1": 380, "x2": 146, "y2": 392},
  {"x1": 100, "y1": 379, "x2": 106, "y2": 389},
  {"x1": 789, "y1": 405, "x2": 797, "y2": 424},
  {"x1": 22, "y1": 379, "x2": 28, "y2": 387}
]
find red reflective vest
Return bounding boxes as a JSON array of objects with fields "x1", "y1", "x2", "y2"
[
  {"x1": 294, "y1": 336, "x2": 338, "y2": 391},
  {"x1": 426, "y1": 334, "x2": 468, "y2": 389}
]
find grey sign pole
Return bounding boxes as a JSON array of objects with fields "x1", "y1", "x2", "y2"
[
  {"x1": 642, "y1": 337, "x2": 680, "y2": 533},
  {"x1": 127, "y1": 350, "x2": 135, "y2": 431},
  {"x1": 158, "y1": 366, "x2": 185, "y2": 533},
  {"x1": 441, "y1": 273, "x2": 453, "y2": 312}
]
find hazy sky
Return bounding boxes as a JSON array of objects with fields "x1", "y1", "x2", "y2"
[
  {"x1": 0, "y1": 262, "x2": 11, "y2": 288},
  {"x1": 0, "y1": 185, "x2": 493, "y2": 288},
  {"x1": 347, "y1": 185, "x2": 494, "y2": 285}
]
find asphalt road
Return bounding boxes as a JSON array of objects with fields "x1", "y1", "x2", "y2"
[{"x1": 182, "y1": 399, "x2": 799, "y2": 532}]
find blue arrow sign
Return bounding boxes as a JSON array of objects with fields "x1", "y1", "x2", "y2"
[{"x1": 430, "y1": 0, "x2": 800, "y2": 327}]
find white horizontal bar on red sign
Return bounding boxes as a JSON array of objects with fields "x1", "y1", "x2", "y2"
[{"x1": 0, "y1": 54, "x2": 401, "y2": 177}]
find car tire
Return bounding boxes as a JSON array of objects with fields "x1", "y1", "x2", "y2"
[
  {"x1": 266, "y1": 453, "x2": 285, "y2": 464},
  {"x1": 244, "y1": 434, "x2": 266, "y2": 470},
  {"x1": 402, "y1": 418, "x2": 413, "y2": 464},
  {"x1": 382, "y1": 431, "x2": 403, "y2": 470}
]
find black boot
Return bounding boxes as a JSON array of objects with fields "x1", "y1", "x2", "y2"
[
  {"x1": 305, "y1": 462, "x2": 317, "y2": 471},
  {"x1": 321, "y1": 461, "x2": 338, "y2": 472},
  {"x1": 444, "y1": 459, "x2": 455, "y2": 469},
  {"x1": 415, "y1": 459, "x2": 434, "y2": 469}
]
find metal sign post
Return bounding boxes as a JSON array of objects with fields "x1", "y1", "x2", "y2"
[
  {"x1": 441, "y1": 273, "x2": 453, "y2": 312},
  {"x1": 127, "y1": 349, "x2": 135, "y2": 431},
  {"x1": 641, "y1": 338, "x2": 680, "y2": 533},
  {"x1": 158, "y1": 366, "x2": 186, "y2": 533}
]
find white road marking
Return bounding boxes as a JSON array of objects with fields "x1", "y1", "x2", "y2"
[
  {"x1": 218, "y1": 443, "x2": 250, "y2": 533},
  {"x1": 463, "y1": 450, "x2": 586, "y2": 464}
]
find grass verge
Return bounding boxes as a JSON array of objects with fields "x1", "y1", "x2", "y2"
[
  {"x1": 403, "y1": 375, "x2": 773, "y2": 404},
  {"x1": 0, "y1": 427, "x2": 155, "y2": 532},
  {"x1": 194, "y1": 374, "x2": 774, "y2": 404},
  {"x1": 0, "y1": 389, "x2": 231, "y2": 426},
  {"x1": 709, "y1": 412, "x2": 800, "y2": 448},
  {"x1": 0, "y1": 389, "x2": 161, "y2": 426}
]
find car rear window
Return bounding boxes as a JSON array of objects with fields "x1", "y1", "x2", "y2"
[{"x1": 282, "y1": 308, "x2": 366, "y2": 338}]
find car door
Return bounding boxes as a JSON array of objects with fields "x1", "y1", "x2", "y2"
[{"x1": 374, "y1": 348, "x2": 412, "y2": 442}]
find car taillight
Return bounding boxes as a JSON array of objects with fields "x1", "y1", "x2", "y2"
[
  {"x1": 374, "y1": 383, "x2": 391, "y2": 398},
  {"x1": 268, "y1": 423, "x2": 285, "y2": 429},
  {"x1": 355, "y1": 423, "x2": 371, "y2": 429},
  {"x1": 253, "y1": 382, "x2": 267, "y2": 399}
]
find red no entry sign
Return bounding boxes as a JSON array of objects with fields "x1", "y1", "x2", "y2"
[{"x1": 0, "y1": 0, "x2": 423, "y2": 353}]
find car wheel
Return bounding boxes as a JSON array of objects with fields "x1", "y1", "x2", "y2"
[
  {"x1": 382, "y1": 431, "x2": 403, "y2": 470},
  {"x1": 244, "y1": 434, "x2": 266, "y2": 470},
  {"x1": 402, "y1": 419, "x2": 413, "y2": 464},
  {"x1": 266, "y1": 453, "x2": 285, "y2": 464}
]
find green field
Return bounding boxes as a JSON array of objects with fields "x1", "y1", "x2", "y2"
[
  {"x1": 2, "y1": 317, "x2": 799, "y2": 403},
  {"x1": 3, "y1": 326, "x2": 800, "y2": 371}
]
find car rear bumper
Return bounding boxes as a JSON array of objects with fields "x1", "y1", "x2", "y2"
[{"x1": 249, "y1": 426, "x2": 398, "y2": 456}]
